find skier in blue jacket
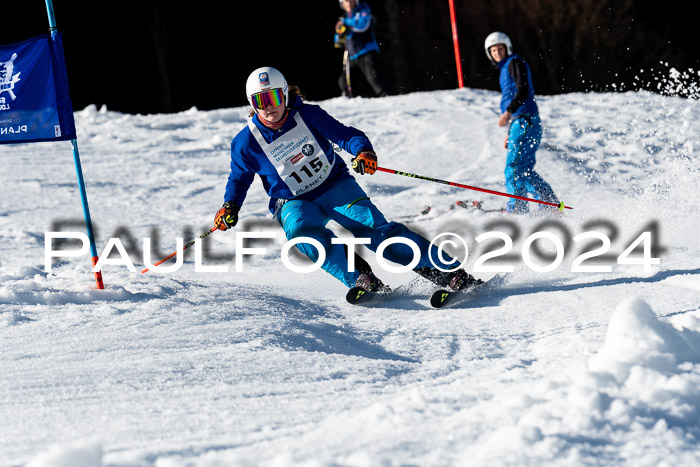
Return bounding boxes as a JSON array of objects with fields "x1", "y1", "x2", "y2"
[
  {"x1": 484, "y1": 32, "x2": 559, "y2": 213},
  {"x1": 214, "y1": 67, "x2": 477, "y2": 292},
  {"x1": 334, "y1": 0, "x2": 387, "y2": 97}
]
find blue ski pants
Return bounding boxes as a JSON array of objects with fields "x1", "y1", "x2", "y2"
[
  {"x1": 276, "y1": 174, "x2": 455, "y2": 287},
  {"x1": 505, "y1": 114, "x2": 558, "y2": 213}
]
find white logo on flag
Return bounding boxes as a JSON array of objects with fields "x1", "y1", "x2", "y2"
[{"x1": 0, "y1": 53, "x2": 21, "y2": 101}]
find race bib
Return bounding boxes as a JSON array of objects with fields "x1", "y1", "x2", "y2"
[{"x1": 248, "y1": 113, "x2": 334, "y2": 196}]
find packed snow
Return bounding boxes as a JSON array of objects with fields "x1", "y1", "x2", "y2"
[{"x1": 1, "y1": 82, "x2": 699, "y2": 466}]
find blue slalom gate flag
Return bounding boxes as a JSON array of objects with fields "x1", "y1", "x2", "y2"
[{"x1": 0, "y1": 33, "x2": 76, "y2": 144}]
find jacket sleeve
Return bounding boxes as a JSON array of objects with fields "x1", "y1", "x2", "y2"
[
  {"x1": 506, "y1": 58, "x2": 530, "y2": 114},
  {"x1": 224, "y1": 133, "x2": 256, "y2": 209},
  {"x1": 301, "y1": 104, "x2": 373, "y2": 156},
  {"x1": 343, "y1": 6, "x2": 372, "y2": 32}
]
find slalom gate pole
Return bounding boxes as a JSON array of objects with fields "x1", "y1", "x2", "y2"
[
  {"x1": 45, "y1": 0, "x2": 105, "y2": 289},
  {"x1": 45, "y1": 0, "x2": 57, "y2": 34},
  {"x1": 448, "y1": 0, "x2": 464, "y2": 88},
  {"x1": 141, "y1": 226, "x2": 218, "y2": 273},
  {"x1": 376, "y1": 167, "x2": 572, "y2": 211},
  {"x1": 71, "y1": 140, "x2": 105, "y2": 288}
]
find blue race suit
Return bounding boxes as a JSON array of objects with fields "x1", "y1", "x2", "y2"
[
  {"x1": 498, "y1": 54, "x2": 557, "y2": 213},
  {"x1": 224, "y1": 95, "x2": 455, "y2": 287},
  {"x1": 334, "y1": 2, "x2": 380, "y2": 61},
  {"x1": 334, "y1": 2, "x2": 387, "y2": 97}
]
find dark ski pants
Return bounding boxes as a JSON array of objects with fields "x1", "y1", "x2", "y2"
[{"x1": 339, "y1": 51, "x2": 388, "y2": 98}]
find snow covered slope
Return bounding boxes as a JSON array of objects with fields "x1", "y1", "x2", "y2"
[{"x1": 1, "y1": 87, "x2": 699, "y2": 466}]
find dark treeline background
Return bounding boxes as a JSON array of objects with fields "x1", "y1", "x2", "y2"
[{"x1": 1, "y1": 0, "x2": 696, "y2": 114}]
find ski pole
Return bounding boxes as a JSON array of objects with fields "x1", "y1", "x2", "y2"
[
  {"x1": 376, "y1": 167, "x2": 572, "y2": 210},
  {"x1": 343, "y1": 49, "x2": 353, "y2": 98},
  {"x1": 141, "y1": 226, "x2": 218, "y2": 273}
]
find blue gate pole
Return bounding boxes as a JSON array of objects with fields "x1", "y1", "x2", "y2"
[{"x1": 45, "y1": 0, "x2": 105, "y2": 289}]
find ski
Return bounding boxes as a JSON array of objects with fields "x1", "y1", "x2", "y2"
[
  {"x1": 429, "y1": 274, "x2": 507, "y2": 309},
  {"x1": 430, "y1": 286, "x2": 478, "y2": 308},
  {"x1": 347, "y1": 274, "x2": 507, "y2": 308},
  {"x1": 453, "y1": 199, "x2": 505, "y2": 214},
  {"x1": 454, "y1": 199, "x2": 483, "y2": 211},
  {"x1": 345, "y1": 284, "x2": 399, "y2": 305},
  {"x1": 346, "y1": 286, "x2": 375, "y2": 305},
  {"x1": 346, "y1": 286, "x2": 394, "y2": 305}
]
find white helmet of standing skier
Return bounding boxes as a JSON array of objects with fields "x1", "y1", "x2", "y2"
[
  {"x1": 245, "y1": 66, "x2": 288, "y2": 113},
  {"x1": 338, "y1": 0, "x2": 357, "y2": 10},
  {"x1": 484, "y1": 32, "x2": 513, "y2": 63}
]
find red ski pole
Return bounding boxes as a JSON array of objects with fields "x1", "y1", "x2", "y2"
[
  {"x1": 141, "y1": 226, "x2": 218, "y2": 273},
  {"x1": 376, "y1": 167, "x2": 572, "y2": 210}
]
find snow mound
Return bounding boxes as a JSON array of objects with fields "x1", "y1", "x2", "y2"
[
  {"x1": 468, "y1": 297, "x2": 700, "y2": 464},
  {"x1": 25, "y1": 441, "x2": 103, "y2": 467},
  {"x1": 590, "y1": 297, "x2": 700, "y2": 378}
]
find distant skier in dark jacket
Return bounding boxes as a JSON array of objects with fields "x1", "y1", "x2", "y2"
[
  {"x1": 334, "y1": 0, "x2": 387, "y2": 97},
  {"x1": 214, "y1": 66, "x2": 478, "y2": 292},
  {"x1": 484, "y1": 32, "x2": 559, "y2": 213}
]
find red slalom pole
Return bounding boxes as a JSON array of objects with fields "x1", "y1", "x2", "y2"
[
  {"x1": 141, "y1": 226, "x2": 217, "y2": 273},
  {"x1": 448, "y1": 0, "x2": 464, "y2": 88},
  {"x1": 377, "y1": 167, "x2": 572, "y2": 210}
]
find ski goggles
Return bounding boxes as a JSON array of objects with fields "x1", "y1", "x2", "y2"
[{"x1": 250, "y1": 88, "x2": 285, "y2": 110}]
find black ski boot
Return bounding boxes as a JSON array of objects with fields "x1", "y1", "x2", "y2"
[
  {"x1": 414, "y1": 267, "x2": 450, "y2": 287},
  {"x1": 415, "y1": 267, "x2": 479, "y2": 291},
  {"x1": 355, "y1": 272, "x2": 388, "y2": 293},
  {"x1": 446, "y1": 269, "x2": 480, "y2": 291}
]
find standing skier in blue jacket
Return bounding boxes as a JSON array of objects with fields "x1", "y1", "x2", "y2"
[
  {"x1": 214, "y1": 67, "x2": 477, "y2": 292},
  {"x1": 485, "y1": 32, "x2": 559, "y2": 213},
  {"x1": 334, "y1": 0, "x2": 387, "y2": 97}
]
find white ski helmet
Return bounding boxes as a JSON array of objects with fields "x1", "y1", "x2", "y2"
[
  {"x1": 338, "y1": 0, "x2": 354, "y2": 8},
  {"x1": 484, "y1": 32, "x2": 513, "y2": 63},
  {"x1": 245, "y1": 66, "x2": 288, "y2": 112}
]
